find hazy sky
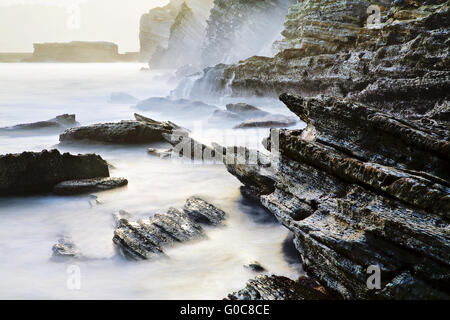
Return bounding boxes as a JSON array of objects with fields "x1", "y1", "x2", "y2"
[{"x1": 0, "y1": 0, "x2": 169, "y2": 52}]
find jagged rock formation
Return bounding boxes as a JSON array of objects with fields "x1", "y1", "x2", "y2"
[
  {"x1": 226, "y1": 275, "x2": 332, "y2": 300},
  {"x1": 223, "y1": 94, "x2": 450, "y2": 299},
  {"x1": 0, "y1": 114, "x2": 79, "y2": 135},
  {"x1": 180, "y1": 0, "x2": 449, "y2": 118},
  {"x1": 201, "y1": 0, "x2": 294, "y2": 67},
  {"x1": 53, "y1": 177, "x2": 128, "y2": 195},
  {"x1": 150, "y1": 3, "x2": 205, "y2": 69},
  {"x1": 0, "y1": 149, "x2": 109, "y2": 195},
  {"x1": 113, "y1": 197, "x2": 226, "y2": 260},
  {"x1": 59, "y1": 116, "x2": 182, "y2": 144},
  {"x1": 140, "y1": 0, "x2": 213, "y2": 62}
]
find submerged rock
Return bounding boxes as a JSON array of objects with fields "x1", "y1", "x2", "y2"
[
  {"x1": 59, "y1": 117, "x2": 179, "y2": 144},
  {"x1": 109, "y1": 92, "x2": 138, "y2": 104},
  {"x1": 0, "y1": 149, "x2": 109, "y2": 195},
  {"x1": 244, "y1": 262, "x2": 267, "y2": 273},
  {"x1": 226, "y1": 275, "x2": 332, "y2": 300},
  {"x1": 226, "y1": 103, "x2": 269, "y2": 119},
  {"x1": 113, "y1": 196, "x2": 226, "y2": 260},
  {"x1": 135, "y1": 97, "x2": 218, "y2": 117},
  {"x1": 223, "y1": 94, "x2": 450, "y2": 299},
  {"x1": 0, "y1": 114, "x2": 79, "y2": 134},
  {"x1": 234, "y1": 114, "x2": 297, "y2": 129},
  {"x1": 147, "y1": 148, "x2": 173, "y2": 159},
  {"x1": 53, "y1": 177, "x2": 128, "y2": 195},
  {"x1": 52, "y1": 237, "x2": 82, "y2": 259}
]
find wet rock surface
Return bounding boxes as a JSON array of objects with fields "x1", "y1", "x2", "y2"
[
  {"x1": 234, "y1": 114, "x2": 297, "y2": 129},
  {"x1": 52, "y1": 237, "x2": 82, "y2": 259},
  {"x1": 0, "y1": 149, "x2": 109, "y2": 195},
  {"x1": 226, "y1": 275, "x2": 332, "y2": 300},
  {"x1": 0, "y1": 114, "x2": 79, "y2": 135},
  {"x1": 223, "y1": 93, "x2": 450, "y2": 299},
  {"x1": 59, "y1": 116, "x2": 181, "y2": 144},
  {"x1": 113, "y1": 197, "x2": 226, "y2": 260},
  {"x1": 244, "y1": 261, "x2": 267, "y2": 273},
  {"x1": 53, "y1": 177, "x2": 128, "y2": 195}
]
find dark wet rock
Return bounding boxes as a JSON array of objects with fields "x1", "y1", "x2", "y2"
[
  {"x1": 53, "y1": 177, "x2": 128, "y2": 195},
  {"x1": 59, "y1": 117, "x2": 180, "y2": 144},
  {"x1": 244, "y1": 262, "x2": 267, "y2": 273},
  {"x1": 226, "y1": 275, "x2": 332, "y2": 300},
  {"x1": 136, "y1": 97, "x2": 218, "y2": 117},
  {"x1": 280, "y1": 93, "x2": 450, "y2": 181},
  {"x1": 223, "y1": 93, "x2": 450, "y2": 299},
  {"x1": 234, "y1": 114, "x2": 297, "y2": 129},
  {"x1": 109, "y1": 92, "x2": 138, "y2": 104},
  {"x1": 52, "y1": 237, "x2": 82, "y2": 259},
  {"x1": 147, "y1": 148, "x2": 172, "y2": 159},
  {"x1": 113, "y1": 196, "x2": 226, "y2": 260},
  {"x1": 183, "y1": 196, "x2": 226, "y2": 226},
  {"x1": 0, "y1": 149, "x2": 109, "y2": 196},
  {"x1": 134, "y1": 113, "x2": 189, "y2": 134},
  {"x1": 0, "y1": 114, "x2": 79, "y2": 134},
  {"x1": 112, "y1": 210, "x2": 133, "y2": 227},
  {"x1": 226, "y1": 103, "x2": 269, "y2": 119},
  {"x1": 162, "y1": 132, "x2": 223, "y2": 162}
]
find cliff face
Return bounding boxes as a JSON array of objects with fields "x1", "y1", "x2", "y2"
[
  {"x1": 208, "y1": 0, "x2": 450, "y2": 300},
  {"x1": 223, "y1": 93, "x2": 450, "y2": 299},
  {"x1": 150, "y1": 3, "x2": 206, "y2": 69},
  {"x1": 139, "y1": 0, "x2": 213, "y2": 62},
  {"x1": 201, "y1": 0, "x2": 294, "y2": 67},
  {"x1": 139, "y1": 1, "x2": 180, "y2": 61},
  {"x1": 29, "y1": 41, "x2": 120, "y2": 62},
  {"x1": 180, "y1": 0, "x2": 449, "y2": 118}
]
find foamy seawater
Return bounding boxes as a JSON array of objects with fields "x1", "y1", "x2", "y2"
[{"x1": 0, "y1": 63, "x2": 302, "y2": 299}]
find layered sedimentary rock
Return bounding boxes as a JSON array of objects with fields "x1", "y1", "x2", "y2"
[
  {"x1": 226, "y1": 275, "x2": 332, "y2": 300},
  {"x1": 140, "y1": 0, "x2": 213, "y2": 62},
  {"x1": 0, "y1": 149, "x2": 109, "y2": 195},
  {"x1": 113, "y1": 197, "x2": 226, "y2": 260},
  {"x1": 201, "y1": 0, "x2": 293, "y2": 67},
  {"x1": 28, "y1": 42, "x2": 121, "y2": 62},
  {"x1": 180, "y1": 0, "x2": 449, "y2": 118},
  {"x1": 223, "y1": 94, "x2": 450, "y2": 299}
]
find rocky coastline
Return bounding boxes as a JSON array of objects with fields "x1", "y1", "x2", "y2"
[{"x1": 1, "y1": 0, "x2": 448, "y2": 300}]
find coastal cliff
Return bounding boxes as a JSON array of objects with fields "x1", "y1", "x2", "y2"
[
  {"x1": 26, "y1": 41, "x2": 138, "y2": 62},
  {"x1": 210, "y1": 0, "x2": 450, "y2": 299},
  {"x1": 177, "y1": 0, "x2": 449, "y2": 118},
  {"x1": 140, "y1": 0, "x2": 213, "y2": 63},
  {"x1": 150, "y1": 3, "x2": 206, "y2": 69}
]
